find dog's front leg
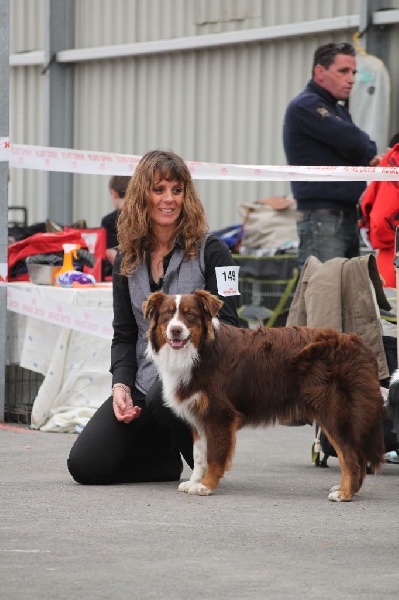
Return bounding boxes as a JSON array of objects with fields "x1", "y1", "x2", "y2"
[
  {"x1": 179, "y1": 417, "x2": 238, "y2": 496},
  {"x1": 178, "y1": 429, "x2": 210, "y2": 495}
]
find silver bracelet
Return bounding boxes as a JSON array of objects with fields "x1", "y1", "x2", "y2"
[{"x1": 112, "y1": 383, "x2": 131, "y2": 396}]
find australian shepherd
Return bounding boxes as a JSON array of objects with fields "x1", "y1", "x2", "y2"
[{"x1": 143, "y1": 290, "x2": 385, "y2": 502}]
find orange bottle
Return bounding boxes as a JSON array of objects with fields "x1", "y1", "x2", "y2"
[{"x1": 54, "y1": 243, "x2": 79, "y2": 286}]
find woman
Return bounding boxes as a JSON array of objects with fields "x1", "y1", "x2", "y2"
[
  {"x1": 67, "y1": 150, "x2": 239, "y2": 484},
  {"x1": 360, "y1": 141, "x2": 399, "y2": 288}
]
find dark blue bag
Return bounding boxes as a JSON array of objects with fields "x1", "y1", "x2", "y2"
[{"x1": 212, "y1": 224, "x2": 243, "y2": 253}]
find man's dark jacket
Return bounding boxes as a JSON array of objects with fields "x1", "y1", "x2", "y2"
[{"x1": 283, "y1": 80, "x2": 377, "y2": 212}]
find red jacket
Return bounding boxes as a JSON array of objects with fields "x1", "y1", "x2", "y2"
[{"x1": 360, "y1": 143, "x2": 399, "y2": 287}]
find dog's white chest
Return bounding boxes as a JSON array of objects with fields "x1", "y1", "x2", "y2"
[{"x1": 148, "y1": 342, "x2": 201, "y2": 424}]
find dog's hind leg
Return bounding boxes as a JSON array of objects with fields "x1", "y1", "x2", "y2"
[
  {"x1": 328, "y1": 457, "x2": 366, "y2": 499},
  {"x1": 325, "y1": 434, "x2": 362, "y2": 502}
]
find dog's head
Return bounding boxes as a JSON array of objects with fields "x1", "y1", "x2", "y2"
[{"x1": 143, "y1": 290, "x2": 223, "y2": 354}]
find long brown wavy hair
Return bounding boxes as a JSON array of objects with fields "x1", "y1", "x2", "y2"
[{"x1": 117, "y1": 150, "x2": 209, "y2": 276}]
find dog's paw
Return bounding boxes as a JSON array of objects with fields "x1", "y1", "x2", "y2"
[
  {"x1": 188, "y1": 483, "x2": 213, "y2": 496},
  {"x1": 329, "y1": 484, "x2": 340, "y2": 493},
  {"x1": 328, "y1": 489, "x2": 352, "y2": 502},
  {"x1": 328, "y1": 490, "x2": 344, "y2": 502},
  {"x1": 178, "y1": 480, "x2": 195, "y2": 493},
  {"x1": 178, "y1": 480, "x2": 213, "y2": 495}
]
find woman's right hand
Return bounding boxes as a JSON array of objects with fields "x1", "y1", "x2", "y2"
[{"x1": 113, "y1": 388, "x2": 142, "y2": 423}]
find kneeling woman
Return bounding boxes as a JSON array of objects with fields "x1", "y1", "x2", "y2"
[{"x1": 67, "y1": 150, "x2": 238, "y2": 484}]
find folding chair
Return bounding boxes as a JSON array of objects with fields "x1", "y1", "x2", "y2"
[{"x1": 64, "y1": 227, "x2": 107, "y2": 282}]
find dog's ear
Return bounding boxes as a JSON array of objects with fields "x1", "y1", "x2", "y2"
[
  {"x1": 143, "y1": 291, "x2": 166, "y2": 320},
  {"x1": 193, "y1": 289, "x2": 224, "y2": 318}
]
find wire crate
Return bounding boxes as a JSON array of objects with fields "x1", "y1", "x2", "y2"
[
  {"x1": 233, "y1": 254, "x2": 299, "y2": 327},
  {"x1": 5, "y1": 365, "x2": 44, "y2": 424}
]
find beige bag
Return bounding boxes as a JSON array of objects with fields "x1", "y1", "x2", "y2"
[{"x1": 240, "y1": 197, "x2": 298, "y2": 250}]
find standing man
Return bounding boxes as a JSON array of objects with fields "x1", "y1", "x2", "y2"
[{"x1": 283, "y1": 42, "x2": 381, "y2": 270}]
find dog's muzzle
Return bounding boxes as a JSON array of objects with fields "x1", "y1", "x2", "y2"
[{"x1": 166, "y1": 335, "x2": 191, "y2": 350}]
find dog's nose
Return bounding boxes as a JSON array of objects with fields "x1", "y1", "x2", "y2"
[{"x1": 170, "y1": 326, "x2": 183, "y2": 338}]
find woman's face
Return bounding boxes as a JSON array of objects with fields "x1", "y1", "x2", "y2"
[{"x1": 149, "y1": 175, "x2": 184, "y2": 229}]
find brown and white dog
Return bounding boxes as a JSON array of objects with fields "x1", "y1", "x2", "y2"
[{"x1": 143, "y1": 290, "x2": 385, "y2": 502}]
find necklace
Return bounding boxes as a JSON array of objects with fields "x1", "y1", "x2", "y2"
[{"x1": 151, "y1": 255, "x2": 164, "y2": 283}]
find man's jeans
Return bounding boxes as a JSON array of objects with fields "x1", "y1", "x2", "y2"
[{"x1": 296, "y1": 208, "x2": 360, "y2": 271}]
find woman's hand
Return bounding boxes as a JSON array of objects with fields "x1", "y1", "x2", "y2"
[{"x1": 112, "y1": 387, "x2": 142, "y2": 423}]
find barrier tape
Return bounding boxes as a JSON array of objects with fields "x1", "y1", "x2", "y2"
[
  {"x1": 1, "y1": 137, "x2": 399, "y2": 181},
  {"x1": 6, "y1": 284, "x2": 113, "y2": 340}
]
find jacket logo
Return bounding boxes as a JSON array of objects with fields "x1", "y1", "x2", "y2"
[{"x1": 317, "y1": 107, "x2": 331, "y2": 118}]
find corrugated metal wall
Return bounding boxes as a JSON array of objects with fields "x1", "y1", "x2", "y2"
[
  {"x1": 387, "y1": 24, "x2": 399, "y2": 138},
  {"x1": 73, "y1": 0, "x2": 362, "y2": 45},
  {"x1": 10, "y1": 0, "x2": 44, "y2": 52},
  {"x1": 9, "y1": 0, "x2": 45, "y2": 225},
  {"x1": 74, "y1": 0, "x2": 197, "y2": 46},
  {"x1": 9, "y1": 64, "x2": 45, "y2": 225},
  {"x1": 10, "y1": 0, "x2": 397, "y2": 232}
]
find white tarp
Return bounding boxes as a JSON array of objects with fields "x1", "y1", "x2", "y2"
[
  {"x1": 6, "y1": 283, "x2": 112, "y2": 433},
  {"x1": 351, "y1": 52, "x2": 391, "y2": 155}
]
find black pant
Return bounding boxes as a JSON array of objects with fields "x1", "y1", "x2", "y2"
[{"x1": 67, "y1": 380, "x2": 194, "y2": 485}]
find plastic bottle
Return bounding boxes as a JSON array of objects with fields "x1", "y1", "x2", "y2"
[
  {"x1": 58, "y1": 243, "x2": 79, "y2": 275},
  {"x1": 55, "y1": 243, "x2": 96, "y2": 287}
]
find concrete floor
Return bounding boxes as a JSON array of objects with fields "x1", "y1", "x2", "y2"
[{"x1": 2, "y1": 422, "x2": 399, "y2": 600}]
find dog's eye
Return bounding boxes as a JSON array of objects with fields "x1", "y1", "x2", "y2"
[
  {"x1": 185, "y1": 311, "x2": 195, "y2": 318},
  {"x1": 163, "y1": 309, "x2": 173, "y2": 316}
]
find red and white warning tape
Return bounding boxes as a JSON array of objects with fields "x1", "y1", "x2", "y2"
[{"x1": 1, "y1": 138, "x2": 399, "y2": 181}]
